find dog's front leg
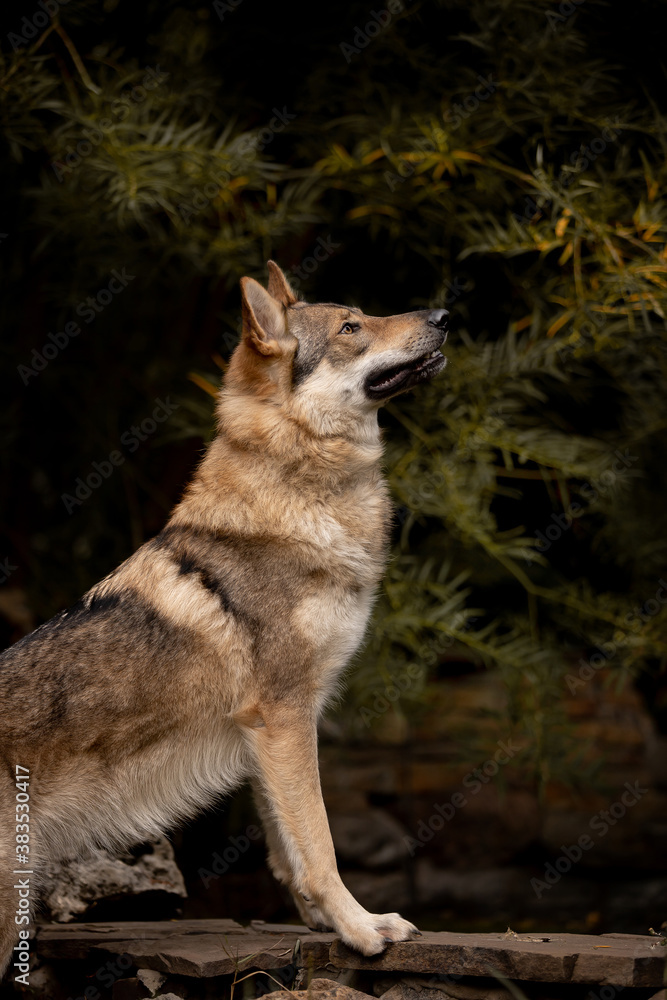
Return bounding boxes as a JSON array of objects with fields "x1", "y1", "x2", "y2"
[
  {"x1": 238, "y1": 703, "x2": 418, "y2": 956},
  {"x1": 251, "y1": 779, "x2": 332, "y2": 931}
]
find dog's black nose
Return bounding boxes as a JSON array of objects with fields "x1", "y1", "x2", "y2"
[{"x1": 428, "y1": 309, "x2": 449, "y2": 336}]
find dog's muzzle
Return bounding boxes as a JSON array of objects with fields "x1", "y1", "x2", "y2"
[{"x1": 364, "y1": 311, "x2": 449, "y2": 401}]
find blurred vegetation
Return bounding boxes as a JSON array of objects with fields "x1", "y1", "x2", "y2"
[{"x1": 1, "y1": 0, "x2": 667, "y2": 793}]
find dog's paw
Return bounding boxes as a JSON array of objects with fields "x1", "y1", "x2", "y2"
[
  {"x1": 341, "y1": 912, "x2": 419, "y2": 956},
  {"x1": 373, "y1": 912, "x2": 420, "y2": 943}
]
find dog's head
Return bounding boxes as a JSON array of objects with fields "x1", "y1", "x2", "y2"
[{"x1": 223, "y1": 261, "x2": 447, "y2": 438}]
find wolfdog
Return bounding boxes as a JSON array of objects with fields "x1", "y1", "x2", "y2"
[{"x1": 0, "y1": 262, "x2": 448, "y2": 973}]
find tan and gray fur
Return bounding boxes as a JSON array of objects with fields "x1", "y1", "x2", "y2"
[{"x1": 0, "y1": 262, "x2": 448, "y2": 973}]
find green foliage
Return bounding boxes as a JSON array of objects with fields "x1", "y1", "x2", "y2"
[{"x1": 2, "y1": 0, "x2": 667, "y2": 792}]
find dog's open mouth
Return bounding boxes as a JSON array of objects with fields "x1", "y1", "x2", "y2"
[{"x1": 365, "y1": 350, "x2": 446, "y2": 400}]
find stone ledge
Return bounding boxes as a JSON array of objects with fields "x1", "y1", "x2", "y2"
[
  {"x1": 36, "y1": 919, "x2": 334, "y2": 977},
  {"x1": 34, "y1": 922, "x2": 667, "y2": 987},
  {"x1": 330, "y1": 931, "x2": 666, "y2": 987}
]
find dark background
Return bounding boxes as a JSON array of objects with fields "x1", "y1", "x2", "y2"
[{"x1": 1, "y1": 0, "x2": 667, "y2": 936}]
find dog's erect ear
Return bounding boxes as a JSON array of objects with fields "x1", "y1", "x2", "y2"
[
  {"x1": 240, "y1": 276, "x2": 287, "y2": 357},
  {"x1": 267, "y1": 260, "x2": 298, "y2": 308}
]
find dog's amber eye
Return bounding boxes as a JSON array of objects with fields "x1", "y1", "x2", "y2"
[{"x1": 339, "y1": 322, "x2": 357, "y2": 335}]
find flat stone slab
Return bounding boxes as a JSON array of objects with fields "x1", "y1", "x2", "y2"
[
  {"x1": 36, "y1": 923, "x2": 667, "y2": 986},
  {"x1": 36, "y1": 919, "x2": 245, "y2": 960},
  {"x1": 36, "y1": 920, "x2": 334, "y2": 977},
  {"x1": 331, "y1": 931, "x2": 666, "y2": 987},
  {"x1": 94, "y1": 932, "x2": 299, "y2": 977}
]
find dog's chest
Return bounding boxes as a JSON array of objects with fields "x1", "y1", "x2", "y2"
[
  {"x1": 291, "y1": 492, "x2": 389, "y2": 695},
  {"x1": 292, "y1": 578, "x2": 377, "y2": 702}
]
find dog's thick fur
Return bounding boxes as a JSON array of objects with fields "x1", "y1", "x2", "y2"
[{"x1": 0, "y1": 262, "x2": 447, "y2": 973}]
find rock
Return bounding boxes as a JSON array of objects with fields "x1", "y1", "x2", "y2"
[
  {"x1": 41, "y1": 838, "x2": 186, "y2": 922},
  {"x1": 136, "y1": 969, "x2": 168, "y2": 996},
  {"x1": 310, "y1": 980, "x2": 366, "y2": 992},
  {"x1": 381, "y1": 983, "x2": 446, "y2": 1000},
  {"x1": 36, "y1": 918, "x2": 246, "y2": 960},
  {"x1": 294, "y1": 968, "x2": 358, "y2": 988},
  {"x1": 97, "y1": 932, "x2": 292, "y2": 977},
  {"x1": 36, "y1": 920, "x2": 334, "y2": 977},
  {"x1": 269, "y1": 980, "x2": 373, "y2": 1000},
  {"x1": 330, "y1": 809, "x2": 410, "y2": 868},
  {"x1": 329, "y1": 930, "x2": 665, "y2": 987},
  {"x1": 380, "y1": 978, "x2": 513, "y2": 1000},
  {"x1": 113, "y1": 979, "x2": 153, "y2": 1000}
]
